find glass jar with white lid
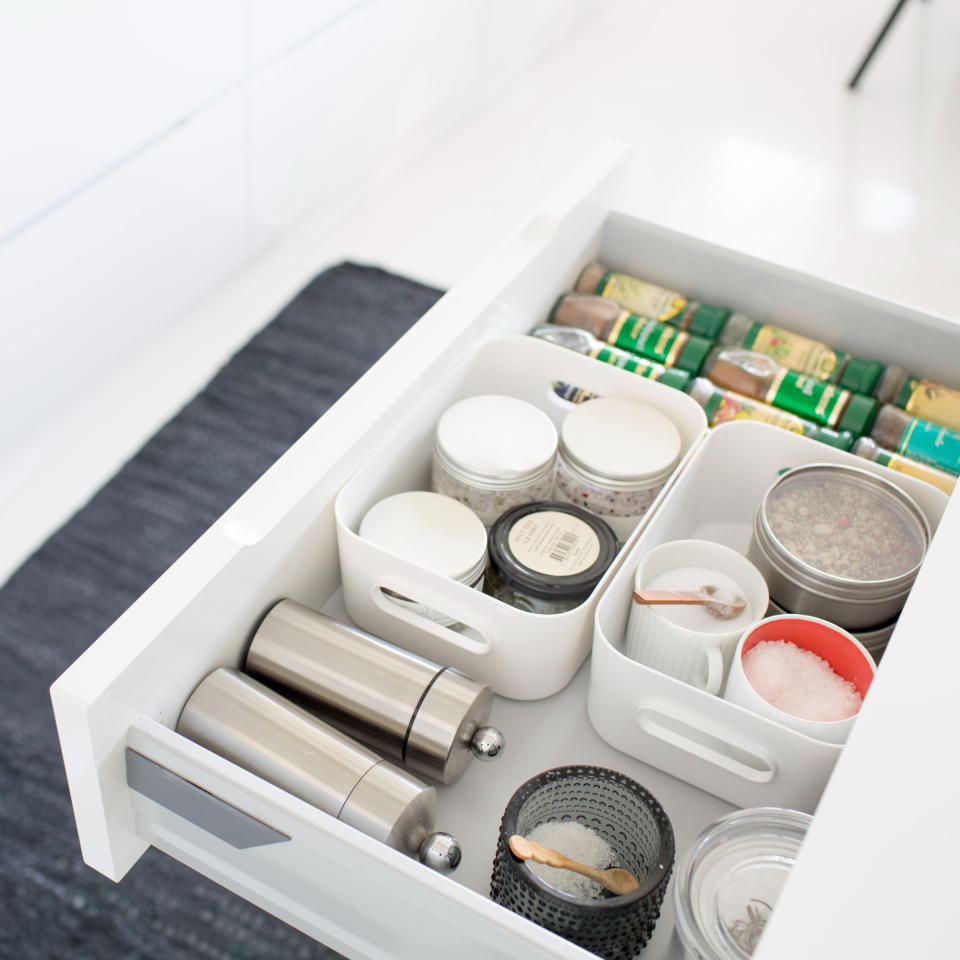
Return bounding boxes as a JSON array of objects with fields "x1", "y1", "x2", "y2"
[
  {"x1": 555, "y1": 395, "x2": 682, "y2": 541},
  {"x1": 358, "y1": 491, "x2": 487, "y2": 627},
  {"x1": 431, "y1": 394, "x2": 558, "y2": 528}
]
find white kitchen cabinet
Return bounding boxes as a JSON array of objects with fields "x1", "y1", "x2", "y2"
[{"x1": 52, "y1": 142, "x2": 960, "y2": 960}]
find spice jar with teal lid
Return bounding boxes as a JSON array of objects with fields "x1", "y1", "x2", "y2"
[
  {"x1": 549, "y1": 294, "x2": 714, "y2": 375},
  {"x1": 870, "y1": 405, "x2": 960, "y2": 477},
  {"x1": 575, "y1": 263, "x2": 731, "y2": 339}
]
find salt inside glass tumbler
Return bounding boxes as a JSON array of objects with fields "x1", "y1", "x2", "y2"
[{"x1": 490, "y1": 765, "x2": 675, "y2": 960}]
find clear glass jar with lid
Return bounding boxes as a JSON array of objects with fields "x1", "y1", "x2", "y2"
[
  {"x1": 673, "y1": 807, "x2": 812, "y2": 959},
  {"x1": 431, "y1": 394, "x2": 558, "y2": 528},
  {"x1": 555, "y1": 395, "x2": 682, "y2": 541}
]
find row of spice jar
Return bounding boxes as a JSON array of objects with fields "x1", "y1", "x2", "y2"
[
  {"x1": 573, "y1": 261, "x2": 960, "y2": 432},
  {"x1": 534, "y1": 261, "x2": 960, "y2": 491}
]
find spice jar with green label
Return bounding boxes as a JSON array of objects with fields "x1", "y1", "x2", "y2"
[
  {"x1": 870, "y1": 405, "x2": 960, "y2": 477},
  {"x1": 529, "y1": 324, "x2": 692, "y2": 391},
  {"x1": 549, "y1": 294, "x2": 713, "y2": 376},
  {"x1": 873, "y1": 367, "x2": 960, "y2": 431},
  {"x1": 575, "y1": 263, "x2": 731, "y2": 339},
  {"x1": 687, "y1": 379, "x2": 854, "y2": 449},
  {"x1": 701, "y1": 348, "x2": 877, "y2": 435},
  {"x1": 852, "y1": 437, "x2": 956, "y2": 495},
  {"x1": 716, "y1": 314, "x2": 884, "y2": 392}
]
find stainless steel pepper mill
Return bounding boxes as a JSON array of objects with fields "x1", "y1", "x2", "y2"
[
  {"x1": 245, "y1": 599, "x2": 505, "y2": 784},
  {"x1": 176, "y1": 667, "x2": 461, "y2": 872}
]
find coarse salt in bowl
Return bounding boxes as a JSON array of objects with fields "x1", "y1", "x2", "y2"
[{"x1": 723, "y1": 615, "x2": 876, "y2": 744}]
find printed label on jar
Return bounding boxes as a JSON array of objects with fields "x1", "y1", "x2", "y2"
[
  {"x1": 597, "y1": 272, "x2": 687, "y2": 323},
  {"x1": 507, "y1": 511, "x2": 601, "y2": 577},
  {"x1": 765, "y1": 370, "x2": 845, "y2": 426},
  {"x1": 590, "y1": 346, "x2": 658, "y2": 378},
  {"x1": 873, "y1": 449, "x2": 956, "y2": 495},
  {"x1": 607, "y1": 313, "x2": 686, "y2": 367},
  {"x1": 897, "y1": 418, "x2": 960, "y2": 477},
  {"x1": 706, "y1": 389, "x2": 806, "y2": 433},
  {"x1": 743, "y1": 323, "x2": 840, "y2": 380},
  {"x1": 901, "y1": 379, "x2": 960, "y2": 432}
]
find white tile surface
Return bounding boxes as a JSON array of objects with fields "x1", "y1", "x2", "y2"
[
  {"x1": 0, "y1": 0, "x2": 246, "y2": 241},
  {"x1": 0, "y1": 92, "x2": 249, "y2": 498},
  {"x1": 2, "y1": 0, "x2": 959, "y2": 586}
]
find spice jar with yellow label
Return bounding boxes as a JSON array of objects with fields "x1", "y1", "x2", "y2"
[
  {"x1": 575, "y1": 263, "x2": 731, "y2": 339},
  {"x1": 874, "y1": 366, "x2": 960, "y2": 431},
  {"x1": 716, "y1": 313, "x2": 883, "y2": 391},
  {"x1": 852, "y1": 437, "x2": 956, "y2": 495}
]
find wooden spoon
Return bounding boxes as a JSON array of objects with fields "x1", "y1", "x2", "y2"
[
  {"x1": 508, "y1": 834, "x2": 642, "y2": 896},
  {"x1": 633, "y1": 586, "x2": 747, "y2": 620}
]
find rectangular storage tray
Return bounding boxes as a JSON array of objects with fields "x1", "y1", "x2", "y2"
[
  {"x1": 334, "y1": 333, "x2": 706, "y2": 700},
  {"x1": 591, "y1": 420, "x2": 948, "y2": 812},
  {"x1": 51, "y1": 142, "x2": 960, "y2": 960}
]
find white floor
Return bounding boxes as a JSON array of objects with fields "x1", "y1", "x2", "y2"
[{"x1": 3, "y1": 0, "x2": 959, "y2": 584}]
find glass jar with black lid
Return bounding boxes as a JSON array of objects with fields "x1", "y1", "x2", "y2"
[{"x1": 485, "y1": 501, "x2": 618, "y2": 614}]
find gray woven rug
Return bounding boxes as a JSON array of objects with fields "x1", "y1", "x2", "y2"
[{"x1": 0, "y1": 263, "x2": 443, "y2": 960}]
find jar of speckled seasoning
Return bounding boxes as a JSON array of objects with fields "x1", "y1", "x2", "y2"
[
  {"x1": 556, "y1": 396, "x2": 682, "y2": 541},
  {"x1": 432, "y1": 395, "x2": 558, "y2": 528}
]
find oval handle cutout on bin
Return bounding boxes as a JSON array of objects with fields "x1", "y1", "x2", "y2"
[
  {"x1": 635, "y1": 706, "x2": 777, "y2": 783},
  {"x1": 370, "y1": 582, "x2": 493, "y2": 655}
]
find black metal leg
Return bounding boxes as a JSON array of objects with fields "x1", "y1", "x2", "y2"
[{"x1": 848, "y1": 0, "x2": 912, "y2": 89}]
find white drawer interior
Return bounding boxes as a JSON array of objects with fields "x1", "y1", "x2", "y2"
[{"x1": 52, "y1": 145, "x2": 960, "y2": 960}]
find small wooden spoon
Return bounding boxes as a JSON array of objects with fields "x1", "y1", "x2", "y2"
[
  {"x1": 508, "y1": 834, "x2": 642, "y2": 896},
  {"x1": 633, "y1": 586, "x2": 747, "y2": 620}
]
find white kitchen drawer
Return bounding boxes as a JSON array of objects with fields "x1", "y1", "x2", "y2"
[{"x1": 52, "y1": 141, "x2": 960, "y2": 960}]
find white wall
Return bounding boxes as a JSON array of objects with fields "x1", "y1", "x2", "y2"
[{"x1": 0, "y1": 0, "x2": 588, "y2": 481}]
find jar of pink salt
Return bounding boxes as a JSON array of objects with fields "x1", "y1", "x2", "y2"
[
  {"x1": 723, "y1": 615, "x2": 876, "y2": 744},
  {"x1": 749, "y1": 463, "x2": 930, "y2": 630}
]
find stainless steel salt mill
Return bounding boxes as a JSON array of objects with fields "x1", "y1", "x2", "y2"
[
  {"x1": 245, "y1": 599, "x2": 505, "y2": 784},
  {"x1": 176, "y1": 668, "x2": 461, "y2": 872}
]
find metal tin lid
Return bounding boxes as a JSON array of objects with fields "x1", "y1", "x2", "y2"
[
  {"x1": 359, "y1": 491, "x2": 488, "y2": 584},
  {"x1": 673, "y1": 807, "x2": 812, "y2": 960},
  {"x1": 756, "y1": 463, "x2": 929, "y2": 599},
  {"x1": 559, "y1": 396, "x2": 682, "y2": 490},
  {"x1": 488, "y1": 501, "x2": 618, "y2": 601},
  {"x1": 435, "y1": 395, "x2": 558, "y2": 485}
]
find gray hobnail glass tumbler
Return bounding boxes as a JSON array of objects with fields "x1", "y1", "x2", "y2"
[{"x1": 490, "y1": 765, "x2": 675, "y2": 960}]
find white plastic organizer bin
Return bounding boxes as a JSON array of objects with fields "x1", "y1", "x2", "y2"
[
  {"x1": 590, "y1": 420, "x2": 949, "y2": 812},
  {"x1": 50, "y1": 141, "x2": 960, "y2": 960},
  {"x1": 335, "y1": 334, "x2": 707, "y2": 700}
]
